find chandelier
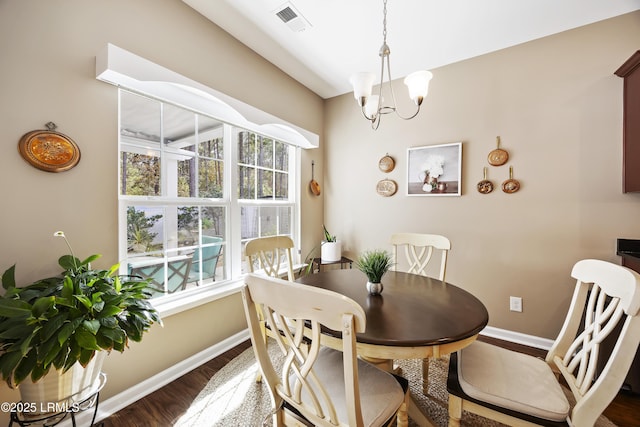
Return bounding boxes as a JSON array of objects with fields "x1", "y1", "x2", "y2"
[{"x1": 349, "y1": 0, "x2": 433, "y2": 130}]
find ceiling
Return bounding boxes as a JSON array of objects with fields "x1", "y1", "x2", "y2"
[{"x1": 182, "y1": 0, "x2": 640, "y2": 100}]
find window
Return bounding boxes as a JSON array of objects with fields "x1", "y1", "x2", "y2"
[{"x1": 118, "y1": 90, "x2": 298, "y2": 299}]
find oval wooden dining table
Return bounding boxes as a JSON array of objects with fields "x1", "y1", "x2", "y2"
[{"x1": 297, "y1": 268, "x2": 489, "y2": 427}]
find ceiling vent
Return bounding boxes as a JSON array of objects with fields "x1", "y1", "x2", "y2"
[{"x1": 274, "y1": 2, "x2": 311, "y2": 32}]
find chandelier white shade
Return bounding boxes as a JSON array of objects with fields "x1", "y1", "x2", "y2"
[{"x1": 349, "y1": 0, "x2": 433, "y2": 129}]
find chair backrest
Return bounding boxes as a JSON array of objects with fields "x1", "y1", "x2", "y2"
[
  {"x1": 390, "y1": 233, "x2": 451, "y2": 280},
  {"x1": 245, "y1": 235, "x2": 295, "y2": 281},
  {"x1": 130, "y1": 255, "x2": 192, "y2": 294},
  {"x1": 242, "y1": 273, "x2": 368, "y2": 426},
  {"x1": 546, "y1": 259, "x2": 640, "y2": 426},
  {"x1": 191, "y1": 235, "x2": 223, "y2": 282}
]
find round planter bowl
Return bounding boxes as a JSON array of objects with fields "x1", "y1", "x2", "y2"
[
  {"x1": 366, "y1": 281, "x2": 384, "y2": 295},
  {"x1": 321, "y1": 241, "x2": 342, "y2": 262}
]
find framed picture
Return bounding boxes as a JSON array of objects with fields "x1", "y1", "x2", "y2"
[{"x1": 407, "y1": 142, "x2": 462, "y2": 196}]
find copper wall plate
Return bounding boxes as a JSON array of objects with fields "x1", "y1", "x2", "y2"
[{"x1": 18, "y1": 125, "x2": 80, "y2": 172}]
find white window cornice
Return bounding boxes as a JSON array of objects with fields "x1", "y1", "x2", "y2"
[{"x1": 96, "y1": 43, "x2": 319, "y2": 149}]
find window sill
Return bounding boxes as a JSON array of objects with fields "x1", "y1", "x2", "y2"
[{"x1": 151, "y1": 279, "x2": 244, "y2": 318}]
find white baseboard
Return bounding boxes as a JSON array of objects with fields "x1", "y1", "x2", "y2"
[
  {"x1": 59, "y1": 326, "x2": 551, "y2": 425},
  {"x1": 480, "y1": 326, "x2": 554, "y2": 351},
  {"x1": 58, "y1": 329, "x2": 250, "y2": 427}
]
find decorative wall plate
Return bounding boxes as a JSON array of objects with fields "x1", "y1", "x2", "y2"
[
  {"x1": 376, "y1": 179, "x2": 397, "y2": 197},
  {"x1": 18, "y1": 123, "x2": 80, "y2": 172},
  {"x1": 378, "y1": 154, "x2": 395, "y2": 173}
]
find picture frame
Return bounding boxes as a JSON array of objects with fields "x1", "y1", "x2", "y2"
[{"x1": 407, "y1": 142, "x2": 462, "y2": 196}]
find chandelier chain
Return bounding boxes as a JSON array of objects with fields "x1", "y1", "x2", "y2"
[{"x1": 382, "y1": 0, "x2": 387, "y2": 45}]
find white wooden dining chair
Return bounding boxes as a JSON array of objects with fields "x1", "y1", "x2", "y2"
[
  {"x1": 390, "y1": 232, "x2": 452, "y2": 393},
  {"x1": 245, "y1": 235, "x2": 296, "y2": 382},
  {"x1": 242, "y1": 274, "x2": 409, "y2": 427},
  {"x1": 390, "y1": 233, "x2": 451, "y2": 281},
  {"x1": 245, "y1": 235, "x2": 295, "y2": 281},
  {"x1": 447, "y1": 259, "x2": 640, "y2": 427}
]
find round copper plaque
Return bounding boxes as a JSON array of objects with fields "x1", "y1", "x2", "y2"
[{"x1": 18, "y1": 124, "x2": 80, "y2": 172}]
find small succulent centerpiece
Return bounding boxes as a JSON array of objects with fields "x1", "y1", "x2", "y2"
[
  {"x1": 0, "y1": 231, "x2": 161, "y2": 413},
  {"x1": 355, "y1": 249, "x2": 393, "y2": 295},
  {"x1": 321, "y1": 225, "x2": 342, "y2": 262}
]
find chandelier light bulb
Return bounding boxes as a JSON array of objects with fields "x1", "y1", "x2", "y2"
[
  {"x1": 364, "y1": 95, "x2": 381, "y2": 118},
  {"x1": 404, "y1": 70, "x2": 433, "y2": 106},
  {"x1": 349, "y1": 72, "x2": 375, "y2": 107}
]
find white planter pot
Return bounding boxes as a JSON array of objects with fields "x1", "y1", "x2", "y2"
[
  {"x1": 18, "y1": 351, "x2": 106, "y2": 415},
  {"x1": 321, "y1": 241, "x2": 342, "y2": 262}
]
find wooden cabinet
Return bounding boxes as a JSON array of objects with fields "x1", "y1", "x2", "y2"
[{"x1": 615, "y1": 51, "x2": 640, "y2": 193}]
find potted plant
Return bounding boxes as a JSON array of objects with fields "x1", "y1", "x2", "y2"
[
  {"x1": 321, "y1": 225, "x2": 342, "y2": 262},
  {"x1": 355, "y1": 249, "x2": 394, "y2": 295},
  {"x1": 0, "y1": 231, "x2": 161, "y2": 413}
]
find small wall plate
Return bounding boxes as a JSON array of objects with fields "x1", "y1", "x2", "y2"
[
  {"x1": 376, "y1": 179, "x2": 397, "y2": 197},
  {"x1": 378, "y1": 155, "x2": 395, "y2": 173}
]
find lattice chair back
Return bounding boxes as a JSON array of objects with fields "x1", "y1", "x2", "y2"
[
  {"x1": 390, "y1": 233, "x2": 451, "y2": 280},
  {"x1": 447, "y1": 259, "x2": 640, "y2": 426},
  {"x1": 546, "y1": 259, "x2": 640, "y2": 426},
  {"x1": 242, "y1": 274, "x2": 408, "y2": 427},
  {"x1": 246, "y1": 235, "x2": 295, "y2": 281}
]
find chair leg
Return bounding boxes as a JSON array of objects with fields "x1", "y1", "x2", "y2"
[
  {"x1": 255, "y1": 321, "x2": 267, "y2": 383},
  {"x1": 422, "y1": 357, "x2": 430, "y2": 395},
  {"x1": 448, "y1": 394, "x2": 462, "y2": 427},
  {"x1": 396, "y1": 396, "x2": 409, "y2": 427}
]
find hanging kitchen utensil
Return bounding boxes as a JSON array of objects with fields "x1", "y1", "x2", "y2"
[
  {"x1": 502, "y1": 166, "x2": 521, "y2": 193},
  {"x1": 477, "y1": 167, "x2": 494, "y2": 194},
  {"x1": 487, "y1": 136, "x2": 509, "y2": 166},
  {"x1": 309, "y1": 160, "x2": 321, "y2": 196}
]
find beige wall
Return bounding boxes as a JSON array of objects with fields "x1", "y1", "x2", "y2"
[
  {"x1": 0, "y1": 0, "x2": 323, "y2": 418},
  {"x1": 324, "y1": 11, "x2": 640, "y2": 339}
]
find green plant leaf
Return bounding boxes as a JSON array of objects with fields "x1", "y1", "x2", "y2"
[
  {"x1": 80, "y1": 254, "x2": 101, "y2": 266},
  {"x1": 99, "y1": 326, "x2": 126, "y2": 344},
  {"x1": 61, "y1": 276, "x2": 74, "y2": 300},
  {"x1": 0, "y1": 299, "x2": 32, "y2": 318},
  {"x1": 0, "y1": 351, "x2": 22, "y2": 383},
  {"x1": 42, "y1": 339, "x2": 62, "y2": 368},
  {"x1": 82, "y1": 319, "x2": 101, "y2": 335},
  {"x1": 97, "y1": 305, "x2": 123, "y2": 318},
  {"x1": 31, "y1": 296, "x2": 55, "y2": 318},
  {"x1": 13, "y1": 349, "x2": 37, "y2": 386},
  {"x1": 30, "y1": 362, "x2": 51, "y2": 384},
  {"x1": 78, "y1": 348, "x2": 95, "y2": 366},
  {"x1": 1, "y1": 265, "x2": 16, "y2": 290},
  {"x1": 74, "y1": 294, "x2": 92, "y2": 310},
  {"x1": 59, "y1": 254, "x2": 80, "y2": 271},
  {"x1": 74, "y1": 328, "x2": 101, "y2": 351},
  {"x1": 40, "y1": 312, "x2": 68, "y2": 342},
  {"x1": 57, "y1": 318, "x2": 83, "y2": 346}
]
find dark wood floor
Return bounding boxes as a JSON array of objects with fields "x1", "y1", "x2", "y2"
[{"x1": 101, "y1": 337, "x2": 640, "y2": 427}]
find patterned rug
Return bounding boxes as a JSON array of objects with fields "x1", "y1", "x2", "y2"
[{"x1": 174, "y1": 343, "x2": 617, "y2": 427}]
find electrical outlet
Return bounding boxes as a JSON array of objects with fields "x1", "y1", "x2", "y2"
[{"x1": 509, "y1": 296, "x2": 522, "y2": 312}]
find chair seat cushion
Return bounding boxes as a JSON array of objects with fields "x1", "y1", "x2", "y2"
[
  {"x1": 457, "y1": 341, "x2": 570, "y2": 422},
  {"x1": 296, "y1": 347, "x2": 405, "y2": 426}
]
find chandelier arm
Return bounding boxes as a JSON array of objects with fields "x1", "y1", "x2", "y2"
[
  {"x1": 360, "y1": 106, "x2": 376, "y2": 122},
  {"x1": 371, "y1": 115, "x2": 381, "y2": 130},
  {"x1": 385, "y1": 56, "x2": 421, "y2": 120}
]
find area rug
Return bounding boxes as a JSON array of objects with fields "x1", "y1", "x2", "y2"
[{"x1": 174, "y1": 343, "x2": 617, "y2": 427}]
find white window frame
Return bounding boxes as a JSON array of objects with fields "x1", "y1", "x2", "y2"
[{"x1": 117, "y1": 90, "x2": 302, "y2": 316}]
